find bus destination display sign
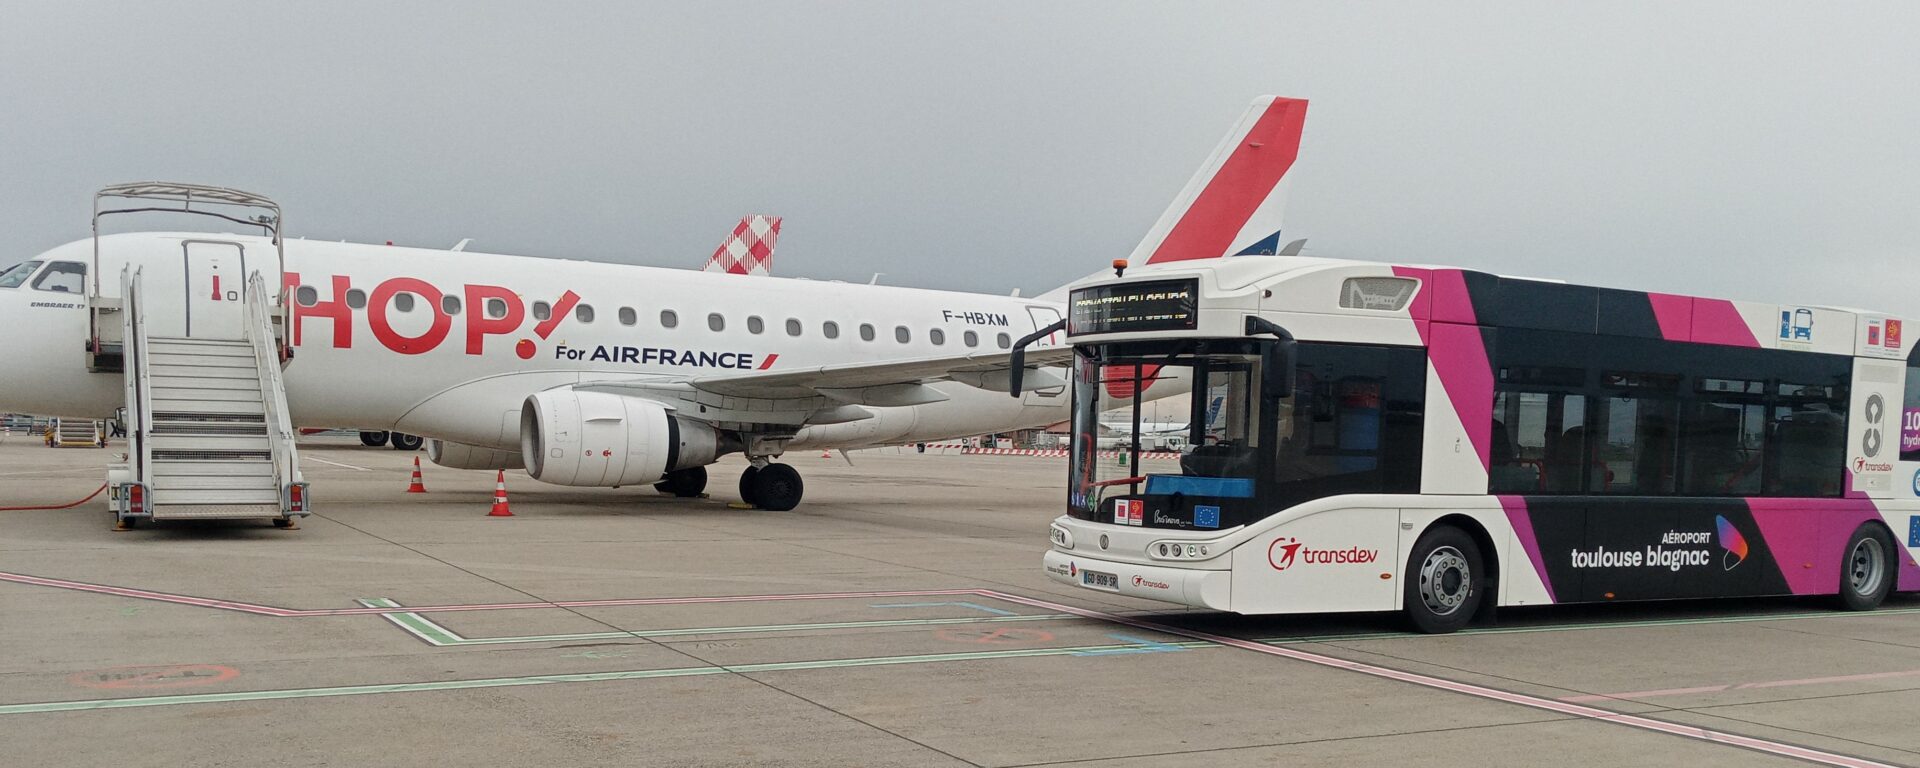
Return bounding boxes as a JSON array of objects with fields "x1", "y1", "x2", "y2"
[{"x1": 1069, "y1": 279, "x2": 1199, "y2": 335}]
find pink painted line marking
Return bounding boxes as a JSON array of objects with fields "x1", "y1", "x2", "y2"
[
  {"x1": 973, "y1": 590, "x2": 1899, "y2": 768},
  {"x1": 1565, "y1": 669, "x2": 1920, "y2": 703}
]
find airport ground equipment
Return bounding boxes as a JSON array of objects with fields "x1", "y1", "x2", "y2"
[
  {"x1": 88, "y1": 184, "x2": 307, "y2": 529},
  {"x1": 44, "y1": 418, "x2": 106, "y2": 448}
]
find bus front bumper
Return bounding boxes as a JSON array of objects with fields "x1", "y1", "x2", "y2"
[{"x1": 1042, "y1": 549, "x2": 1232, "y2": 611}]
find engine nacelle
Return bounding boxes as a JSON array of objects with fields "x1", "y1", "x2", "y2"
[
  {"x1": 520, "y1": 390, "x2": 726, "y2": 487},
  {"x1": 426, "y1": 439, "x2": 525, "y2": 470}
]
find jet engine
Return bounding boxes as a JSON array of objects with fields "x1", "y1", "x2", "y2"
[
  {"x1": 426, "y1": 439, "x2": 525, "y2": 470},
  {"x1": 520, "y1": 390, "x2": 728, "y2": 486}
]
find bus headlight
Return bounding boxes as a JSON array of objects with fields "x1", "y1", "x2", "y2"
[
  {"x1": 1151, "y1": 541, "x2": 1211, "y2": 561},
  {"x1": 1050, "y1": 524, "x2": 1073, "y2": 549}
]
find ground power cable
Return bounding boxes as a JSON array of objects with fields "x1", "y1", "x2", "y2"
[{"x1": 0, "y1": 483, "x2": 108, "y2": 511}]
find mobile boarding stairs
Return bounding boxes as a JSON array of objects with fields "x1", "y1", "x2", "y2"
[{"x1": 87, "y1": 183, "x2": 309, "y2": 529}]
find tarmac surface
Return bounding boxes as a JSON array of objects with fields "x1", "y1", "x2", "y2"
[{"x1": 2, "y1": 432, "x2": 1920, "y2": 767}]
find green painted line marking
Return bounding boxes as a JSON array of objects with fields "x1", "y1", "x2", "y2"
[
  {"x1": 360, "y1": 597, "x2": 1074, "y2": 647},
  {"x1": 0, "y1": 639, "x2": 1212, "y2": 715}
]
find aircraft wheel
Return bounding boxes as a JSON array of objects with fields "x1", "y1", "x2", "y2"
[
  {"x1": 654, "y1": 466, "x2": 708, "y2": 498},
  {"x1": 738, "y1": 466, "x2": 762, "y2": 507},
  {"x1": 359, "y1": 431, "x2": 390, "y2": 447},
  {"x1": 749, "y1": 463, "x2": 804, "y2": 512},
  {"x1": 390, "y1": 433, "x2": 424, "y2": 451}
]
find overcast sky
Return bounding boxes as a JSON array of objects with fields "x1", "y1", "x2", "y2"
[{"x1": 3, "y1": 2, "x2": 1917, "y2": 310}]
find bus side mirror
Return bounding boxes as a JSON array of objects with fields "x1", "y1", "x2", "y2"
[
  {"x1": 1246, "y1": 316, "x2": 1296, "y2": 399},
  {"x1": 1008, "y1": 318, "x2": 1068, "y2": 397}
]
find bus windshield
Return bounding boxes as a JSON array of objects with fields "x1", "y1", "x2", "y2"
[{"x1": 1069, "y1": 339, "x2": 1427, "y2": 530}]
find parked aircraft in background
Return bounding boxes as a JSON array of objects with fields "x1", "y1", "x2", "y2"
[{"x1": 0, "y1": 95, "x2": 1309, "y2": 511}]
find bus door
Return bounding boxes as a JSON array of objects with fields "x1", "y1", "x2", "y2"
[{"x1": 181, "y1": 240, "x2": 248, "y2": 339}]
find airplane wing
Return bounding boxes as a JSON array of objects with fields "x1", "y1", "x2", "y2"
[{"x1": 575, "y1": 346, "x2": 1076, "y2": 425}]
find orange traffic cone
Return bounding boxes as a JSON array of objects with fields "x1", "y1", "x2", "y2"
[
  {"x1": 406, "y1": 456, "x2": 427, "y2": 493},
  {"x1": 487, "y1": 470, "x2": 513, "y2": 517},
  {"x1": 820, "y1": 450, "x2": 832, "y2": 458}
]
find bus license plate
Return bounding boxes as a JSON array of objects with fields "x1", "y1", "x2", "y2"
[{"x1": 1082, "y1": 570, "x2": 1119, "y2": 590}]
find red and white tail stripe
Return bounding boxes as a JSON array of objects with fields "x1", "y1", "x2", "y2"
[
  {"x1": 703, "y1": 214, "x2": 782, "y2": 275},
  {"x1": 1129, "y1": 96, "x2": 1308, "y2": 265}
]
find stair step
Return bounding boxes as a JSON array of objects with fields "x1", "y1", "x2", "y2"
[
  {"x1": 151, "y1": 460, "x2": 275, "y2": 477},
  {"x1": 152, "y1": 474, "x2": 280, "y2": 492},
  {"x1": 147, "y1": 354, "x2": 257, "y2": 369},
  {"x1": 148, "y1": 339, "x2": 253, "y2": 354},
  {"x1": 149, "y1": 434, "x2": 272, "y2": 451},
  {"x1": 150, "y1": 503, "x2": 282, "y2": 520},
  {"x1": 150, "y1": 364, "x2": 259, "y2": 381},
  {"x1": 150, "y1": 399, "x2": 264, "y2": 416},
  {"x1": 152, "y1": 390, "x2": 265, "y2": 406},
  {"x1": 152, "y1": 488, "x2": 282, "y2": 505},
  {"x1": 153, "y1": 411, "x2": 265, "y2": 423},
  {"x1": 151, "y1": 422, "x2": 268, "y2": 437},
  {"x1": 149, "y1": 376, "x2": 262, "y2": 392},
  {"x1": 153, "y1": 450, "x2": 273, "y2": 462}
]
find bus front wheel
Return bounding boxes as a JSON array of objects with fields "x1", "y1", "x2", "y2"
[
  {"x1": 1404, "y1": 525, "x2": 1484, "y2": 634},
  {"x1": 1837, "y1": 523, "x2": 1896, "y2": 611}
]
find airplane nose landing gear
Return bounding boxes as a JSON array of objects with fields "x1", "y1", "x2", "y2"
[{"x1": 739, "y1": 461, "x2": 803, "y2": 511}]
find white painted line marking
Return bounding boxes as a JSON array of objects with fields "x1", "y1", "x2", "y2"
[{"x1": 305, "y1": 456, "x2": 372, "y2": 472}]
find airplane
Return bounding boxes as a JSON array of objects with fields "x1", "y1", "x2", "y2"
[
  {"x1": 0, "y1": 95, "x2": 1308, "y2": 513},
  {"x1": 352, "y1": 215, "x2": 790, "y2": 451}
]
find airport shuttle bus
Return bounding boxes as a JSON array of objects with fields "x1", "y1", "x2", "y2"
[{"x1": 1043, "y1": 256, "x2": 1920, "y2": 632}]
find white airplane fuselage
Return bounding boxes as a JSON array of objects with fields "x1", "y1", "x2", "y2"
[{"x1": 0, "y1": 232, "x2": 1070, "y2": 454}]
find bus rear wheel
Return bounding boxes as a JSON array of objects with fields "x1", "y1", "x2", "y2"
[
  {"x1": 1404, "y1": 525, "x2": 1484, "y2": 634},
  {"x1": 1838, "y1": 523, "x2": 1895, "y2": 611}
]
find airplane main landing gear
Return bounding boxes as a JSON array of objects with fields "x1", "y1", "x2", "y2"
[
  {"x1": 738, "y1": 462, "x2": 804, "y2": 511},
  {"x1": 655, "y1": 466, "x2": 708, "y2": 498},
  {"x1": 389, "y1": 433, "x2": 424, "y2": 451},
  {"x1": 359, "y1": 431, "x2": 389, "y2": 447}
]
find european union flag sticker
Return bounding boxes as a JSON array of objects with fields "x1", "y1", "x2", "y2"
[
  {"x1": 1194, "y1": 505, "x2": 1221, "y2": 529},
  {"x1": 1909, "y1": 516, "x2": 1920, "y2": 547}
]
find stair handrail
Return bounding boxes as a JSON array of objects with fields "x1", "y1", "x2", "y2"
[
  {"x1": 91, "y1": 183, "x2": 287, "y2": 354},
  {"x1": 121, "y1": 266, "x2": 153, "y2": 486},
  {"x1": 245, "y1": 271, "x2": 300, "y2": 502}
]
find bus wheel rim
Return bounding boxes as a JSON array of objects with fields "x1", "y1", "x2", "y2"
[
  {"x1": 1848, "y1": 537, "x2": 1885, "y2": 596},
  {"x1": 1419, "y1": 546, "x2": 1470, "y2": 615}
]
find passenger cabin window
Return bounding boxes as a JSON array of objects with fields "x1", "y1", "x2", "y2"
[
  {"x1": 441, "y1": 295, "x2": 461, "y2": 315},
  {"x1": 996, "y1": 332, "x2": 1011, "y2": 349},
  {"x1": 786, "y1": 318, "x2": 802, "y2": 337},
  {"x1": 964, "y1": 330, "x2": 978, "y2": 347},
  {"x1": 747, "y1": 316, "x2": 764, "y2": 334},
  {"x1": 860, "y1": 324, "x2": 876, "y2": 342},
  {"x1": 346, "y1": 289, "x2": 368, "y2": 310},
  {"x1": 894, "y1": 326, "x2": 910, "y2": 344},
  {"x1": 929, "y1": 329, "x2": 945, "y2": 346},
  {"x1": 393, "y1": 293, "x2": 416, "y2": 312},
  {"x1": 708, "y1": 313, "x2": 725, "y2": 332},
  {"x1": 661, "y1": 310, "x2": 678, "y2": 328},
  {"x1": 532, "y1": 301, "x2": 551, "y2": 321},
  {"x1": 823, "y1": 321, "x2": 840, "y2": 339},
  {"x1": 295, "y1": 286, "x2": 319, "y2": 307},
  {"x1": 575, "y1": 304, "x2": 594, "y2": 323},
  {"x1": 619, "y1": 307, "x2": 637, "y2": 326},
  {"x1": 1488, "y1": 328, "x2": 1851, "y2": 498},
  {"x1": 0, "y1": 260, "x2": 43, "y2": 289},
  {"x1": 30, "y1": 262, "x2": 85, "y2": 294},
  {"x1": 487, "y1": 298, "x2": 509, "y2": 319}
]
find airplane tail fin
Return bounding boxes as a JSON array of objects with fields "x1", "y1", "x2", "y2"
[
  {"x1": 703, "y1": 215, "x2": 783, "y2": 275},
  {"x1": 1127, "y1": 96, "x2": 1309, "y2": 265}
]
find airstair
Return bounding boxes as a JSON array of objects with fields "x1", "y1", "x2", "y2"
[
  {"x1": 45, "y1": 418, "x2": 107, "y2": 448},
  {"x1": 94, "y1": 184, "x2": 309, "y2": 529}
]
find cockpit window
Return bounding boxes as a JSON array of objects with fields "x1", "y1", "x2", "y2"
[
  {"x1": 0, "y1": 260, "x2": 43, "y2": 289},
  {"x1": 30, "y1": 262, "x2": 86, "y2": 294}
]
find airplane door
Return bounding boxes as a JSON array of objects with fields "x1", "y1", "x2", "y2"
[
  {"x1": 183, "y1": 241, "x2": 247, "y2": 339},
  {"x1": 1023, "y1": 306, "x2": 1065, "y2": 405}
]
